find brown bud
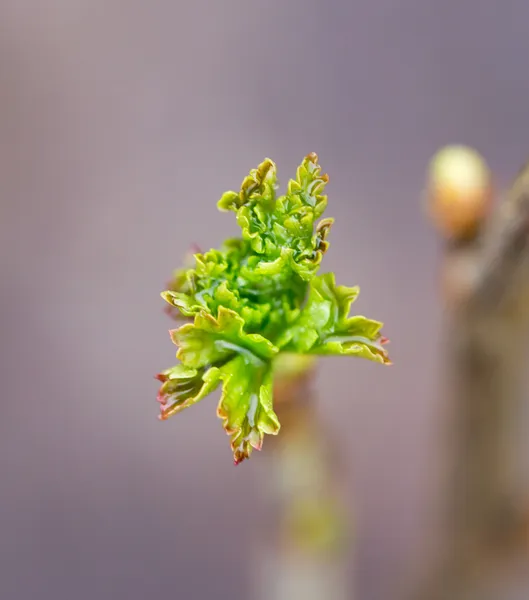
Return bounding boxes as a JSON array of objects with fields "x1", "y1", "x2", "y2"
[{"x1": 426, "y1": 145, "x2": 493, "y2": 240}]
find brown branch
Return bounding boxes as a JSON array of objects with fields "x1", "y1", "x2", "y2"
[
  {"x1": 411, "y1": 151, "x2": 529, "y2": 600},
  {"x1": 253, "y1": 364, "x2": 353, "y2": 600},
  {"x1": 472, "y1": 160, "x2": 529, "y2": 310}
]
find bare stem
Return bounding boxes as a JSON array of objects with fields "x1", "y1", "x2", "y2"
[{"x1": 411, "y1": 157, "x2": 529, "y2": 600}]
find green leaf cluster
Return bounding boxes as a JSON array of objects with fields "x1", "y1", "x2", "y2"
[{"x1": 156, "y1": 153, "x2": 390, "y2": 464}]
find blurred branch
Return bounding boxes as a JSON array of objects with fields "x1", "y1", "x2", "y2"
[
  {"x1": 253, "y1": 361, "x2": 352, "y2": 600},
  {"x1": 472, "y1": 160, "x2": 529, "y2": 309},
  {"x1": 412, "y1": 148, "x2": 529, "y2": 600}
]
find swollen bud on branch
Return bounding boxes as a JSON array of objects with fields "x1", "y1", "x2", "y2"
[{"x1": 426, "y1": 145, "x2": 493, "y2": 240}]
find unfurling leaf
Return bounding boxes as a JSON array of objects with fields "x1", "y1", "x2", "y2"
[
  {"x1": 277, "y1": 273, "x2": 390, "y2": 364},
  {"x1": 155, "y1": 153, "x2": 390, "y2": 464},
  {"x1": 216, "y1": 357, "x2": 280, "y2": 465},
  {"x1": 155, "y1": 364, "x2": 221, "y2": 420}
]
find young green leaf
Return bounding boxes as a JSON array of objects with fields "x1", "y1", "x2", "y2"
[
  {"x1": 155, "y1": 153, "x2": 391, "y2": 464},
  {"x1": 155, "y1": 364, "x2": 221, "y2": 420},
  {"x1": 172, "y1": 306, "x2": 278, "y2": 368},
  {"x1": 277, "y1": 272, "x2": 390, "y2": 364},
  {"x1": 216, "y1": 356, "x2": 280, "y2": 465}
]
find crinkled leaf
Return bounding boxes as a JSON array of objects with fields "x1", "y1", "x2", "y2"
[
  {"x1": 216, "y1": 152, "x2": 332, "y2": 281},
  {"x1": 216, "y1": 355, "x2": 280, "y2": 465},
  {"x1": 278, "y1": 272, "x2": 390, "y2": 364},
  {"x1": 218, "y1": 158, "x2": 278, "y2": 213},
  {"x1": 171, "y1": 306, "x2": 279, "y2": 370},
  {"x1": 163, "y1": 250, "x2": 197, "y2": 321},
  {"x1": 156, "y1": 153, "x2": 391, "y2": 464},
  {"x1": 155, "y1": 363, "x2": 221, "y2": 420}
]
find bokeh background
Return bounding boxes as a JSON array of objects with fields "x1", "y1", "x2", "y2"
[{"x1": 2, "y1": 1, "x2": 529, "y2": 599}]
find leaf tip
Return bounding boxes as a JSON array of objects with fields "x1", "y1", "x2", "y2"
[{"x1": 217, "y1": 190, "x2": 240, "y2": 212}]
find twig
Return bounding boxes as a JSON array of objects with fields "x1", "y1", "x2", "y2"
[
  {"x1": 252, "y1": 364, "x2": 352, "y2": 600},
  {"x1": 412, "y1": 149, "x2": 529, "y2": 599}
]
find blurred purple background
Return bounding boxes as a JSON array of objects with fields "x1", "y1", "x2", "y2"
[{"x1": 1, "y1": 1, "x2": 529, "y2": 599}]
